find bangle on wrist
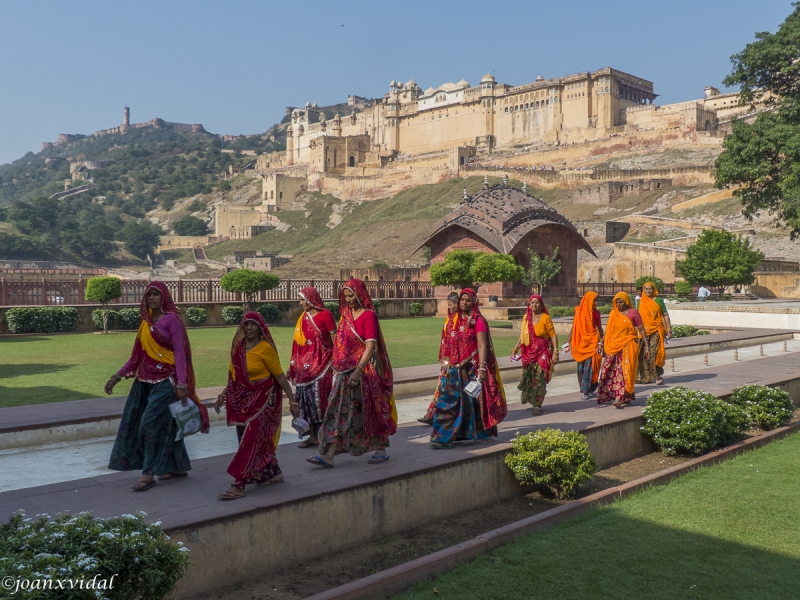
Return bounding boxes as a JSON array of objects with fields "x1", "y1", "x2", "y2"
[{"x1": 176, "y1": 383, "x2": 188, "y2": 389}]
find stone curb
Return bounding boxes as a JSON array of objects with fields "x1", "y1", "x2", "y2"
[{"x1": 304, "y1": 420, "x2": 800, "y2": 600}]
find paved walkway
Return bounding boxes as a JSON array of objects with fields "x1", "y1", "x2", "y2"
[{"x1": 2, "y1": 346, "x2": 800, "y2": 531}]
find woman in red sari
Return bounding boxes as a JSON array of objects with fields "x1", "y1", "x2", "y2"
[
  {"x1": 288, "y1": 287, "x2": 336, "y2": 447},
  {"x1": 215, "y1": 312, "x2": 297, "y2": 499},
  {"x1": 419, "y1": 291, "x2": 460, "y2": 425},
  {"x1": 511, "y1": 294, "x2": 558, "y2": 415},
  {"x1": 105, "y1": 281, "x2": 210, "y2": 492},
  {"x1": 307, "y1": 279, "x2": 396, "y2": 467},
  {"x1": 430, "y1": 288, "x2": 507, "y2": 448}
]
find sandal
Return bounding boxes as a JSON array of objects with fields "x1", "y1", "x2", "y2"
[
  {"x1": 306, "y1": 455, "x2": 334, "y2": 468},
  {"x1": 218, "y1": 485, "x2": 246, "y2": 500},
  {"x1": 298, "y1": 439, "x2": 319, "y2": 449},
  {"x1": 257, "y1": 473, "x2": 285, "y2": 486},
  {"x1": 368, "y1": 451, "x2": 390, "y2": 464},
  {"x1": 612, "y1": 401, "x2": 625, "y2": 409},
  {"x1": 532, "y1": 406, "x2": 543, "y2": 415},
  {"x1": 158, "y1": 472, "x2": 188, "y2": 480},
  {"x1": 430, "y1": 442, "x2": 452, "y2": 449},
  {"x1": 132, "y1": 476, "x2": 155, "y2": 492}
]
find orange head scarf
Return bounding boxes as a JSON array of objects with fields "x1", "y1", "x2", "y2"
[
  {"x1": 571, "y1": 292, "x2": 601, "y2": 385},
  {"x1": 604, "y1": 292, "x2": 639, "y2": 394},
  {"x1": 638, "y1": 282, "x2": 666, "y2": 367}
]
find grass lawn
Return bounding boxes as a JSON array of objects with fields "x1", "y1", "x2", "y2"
[
  {"x1": 0, "y1": 318, "x2": 518, "y2": 408},
  {"x1": 394, "y1": 433, "x2": 800, "y2": 600}
]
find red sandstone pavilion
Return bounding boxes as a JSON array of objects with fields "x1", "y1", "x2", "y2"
[{"x1": 419, "y1": 176, "x2": 595, "y2": 304}]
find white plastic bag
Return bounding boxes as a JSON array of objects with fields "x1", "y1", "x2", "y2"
[{"x1": 169, "y1": 400, "x2": 202, "y2": 441}]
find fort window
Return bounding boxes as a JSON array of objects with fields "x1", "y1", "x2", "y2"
[
  {"x1": 349, "y1": 156, "x2": 355, "y2": 167},
  {"x1": 279, "y1": 192, "x2": 283, "y2": 199}
]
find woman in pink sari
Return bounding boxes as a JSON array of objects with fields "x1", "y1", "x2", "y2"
[
  {"x1": 429, "y1": 288, "x2": 507, "y2": 448},
  {"x1": 511, "y1": 294, "x2": 558, "y2": 415},
  {"x1": 289, "y1": 287, "x2": 336, "y2": 447},
  {"x1": 307, "y1": 279, "x2": 396, "y2": 467},
  {"x1": 105, "y1": 281, "x2": 210, "y2": 492},
  {"x1": 215, "y1": 311, "x2": 297, "y2": 499}
]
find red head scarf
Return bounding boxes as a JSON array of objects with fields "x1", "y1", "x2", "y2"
[
  {"x1": 299, "y1": 287, "x2": 326, "y2": 311},
  {"x1": 520, "y1": 294, "x2": 553, "y2": 379},
  {"x1": 231, "y1": 311, "x2": 277, "y2": 372}
]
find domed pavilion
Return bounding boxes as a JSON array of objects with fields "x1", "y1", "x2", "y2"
[{"x1": 419, "y1": 177, "x2": 596, "y2": 303}]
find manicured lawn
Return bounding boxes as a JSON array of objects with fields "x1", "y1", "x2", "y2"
[
  {"x1": 394, "y1": 433, "x2": 800, "y2": 600},
  {"x1": 0, "y1": 318, "x2": 518, "y2": 408}
]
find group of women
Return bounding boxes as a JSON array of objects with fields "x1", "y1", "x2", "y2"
[{"x1": 103, "y1": 278, "x2": 671, "y2": 496}]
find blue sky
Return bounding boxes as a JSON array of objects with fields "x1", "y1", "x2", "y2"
[{"x1": 0, "y1": 0, "x2": 792, "y2": 165}]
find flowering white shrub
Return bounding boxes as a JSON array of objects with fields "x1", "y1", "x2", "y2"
[{"x1": 731, "y1": 384, "x2": 796, "y2": 430}]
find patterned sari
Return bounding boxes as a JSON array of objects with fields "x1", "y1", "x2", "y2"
[
  {"x1": 289, "y1": 287, "x2": 335, "y2": 427},
  {"x1": 572, "y1": 292, "x2": 602, "y2": 395},
  {"x1": 319, "y1": 279, "x2": 397, "y2": 456},
  {"x1": 597, "y1": 292, "x2": 640, "y2": 405},
  {"x1": 420, "y1": 308, "x2": 457, "y2": 424},
  {"x1": 224, "y1": 312, "x2": 283, "y2": 487},
  {"x1": 636, "y1": 284, "x2": 666, "y2": 384},
  {"x1": 109, "y1": 281, "x2": 209, "y2": 476},
  {"x1": 517, "y1": 294, "x2": 554, "y2": 408},
  {"x1": 431, "y1": 288, "x2": 507, "y2": 445}
]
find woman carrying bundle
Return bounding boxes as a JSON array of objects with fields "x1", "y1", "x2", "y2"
[
  {"x1": 215, "y1": 312, "x2": 297, "y2": 499},
  {"x1": 289, "y1": 287, "x2": 336, "y2": 447},
  {"x1": 511, "y1": 294, "x2": 558, "y2": 415},
  {"x1": 569, "y1": 292, "x2": 604, "y2": 400},
  {"x1": 308, "y1": 279, "x2": 396, "y2": 467},
  {"x1": 419, "y1": 291, "x2": 460, "y2": 425},
  {"x1": 105, "y1": 281, "x2": 210, "y2": 492},
  {"x1": 636, "y1": 281, "x2": 672, "y2": 385},
  {"x1": 597, "y1": 292, "x2": 648, "y2": 408},
  {"x1": 430, "y1": 288, "x2": 507, "y2": 448}
]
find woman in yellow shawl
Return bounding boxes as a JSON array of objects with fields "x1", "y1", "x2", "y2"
[
  {"x1": 636, "y1": 281, "x2": 673, "y2": 385},
  {"x1": 569, "y1": 292, "x2": 604, "y2": 400},
  {"x1": 597, "y1": 292, "x2": 649, "y2": 408}
]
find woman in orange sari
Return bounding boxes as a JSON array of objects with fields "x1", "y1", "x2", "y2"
[
  {"x1": 105, "y1": 281, "x2": 210, "y2": 492},
  {"x1": 570, "y1": 292, "x2": 604, "y2": 400},
  {"x1": 636, "y1": 281, "x2": 672, "y2": 385},
  {"x1": 511, "y1": 295, "x2": 558, "y2": 415},
  {"x1": 597, "y1": 292, "x2": 648, "y2": 408},
  {"x1": 215, "y1": 312, "x2": 297, "y2": 499},
  {"x1": 307, "y1": 279, "x2": 396, "y2": 467}
]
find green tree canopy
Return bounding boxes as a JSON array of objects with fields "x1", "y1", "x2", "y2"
[
  {"x1": 85, "y1": 276, "x2": 122, "y2": 333},
  {"x1": 522, "y1": 248, "x2": 562, "y2": 294},
  {"x1": 634, "y1": 275, "x2": 665, "y2": 291},
  {"x1": 220, "y1": 268, "x2": 281, "y2": 308},
  {"x1": 172, "y1": 215, "x2": 209, "y2": 236},
  {"x1": 429, "y1": 249, "x2": 524, "y2": 290},
  {"x1": 677, "y1": 230, "x2": 764, "y2": 294},
  {"x1": 121, "y1": 221, "x2": 162, "y2": 260},
  {"x1": 715, "y1": 4, "x2": 800, "y2": 237}
]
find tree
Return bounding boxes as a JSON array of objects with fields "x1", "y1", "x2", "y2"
[
  {"x1": 220, "y1": 268, "x2": 281, "y2": 310},
  {"x1": 85, "y1": 276, "x2": 122, "y2": 333},
  {"x1": 634, "y1": 275, "x2": 665, "y2": 292},
  {"x1": 677, "y1": 230, "x2": 764, "y2": 296},
  {"x1": 429, "y1": 249, "x2": 524, "y2": 290},
  {"x1": 121, "y1": 221, "x2": 162, "y2": 260},
  {"x1": 714, "y1": 5, "x2": 800, "y2": 237},
  {"x1": 522, "y1": 248, "x2": 562, "y2": 294},
  {"x1": 371, "y1": 262, "x2": 390, "y2": 269},
  {"x1": 173, "y1": 216, "x2": 209, "y2": 236}
]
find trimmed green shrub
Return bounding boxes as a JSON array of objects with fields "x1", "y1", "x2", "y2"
[
  {"x1": 221, "y1": 305, "x2": 244, "y2": 325},
  {"x1": 0, "y1": 510, "x2": 190, "y2": 600},
  {"x1": 731, "y1": 384, "x2": 796, "y2": 430},
  {"x1": 85, "y1": 276, "x2": 122, "y2": 333},
  {"x1": 373, "y1": 300, "x2": 382, "y2": 313},
  {"x1": 116, "y1": 308, "x2": 142, "y2": 329},
  {"x1": 409, "y1": 301, "x2": 423, "y2": 316},
  {"x1": 671, "y1": 325, "x2": 711, "y2": 338},
  {"x1": 549, "y1": 306, "x2": 575, "y2": 318},
  {"x1": 504, "y1": 429, "x2": 597, "y2": 499},
  {"x1": 185, "y1": 306, "x2": 208, "y2": 326},
  {"x1": 596, "y1": 304, "x2": 612, "y2": 315},
  {"x1": 641, "y1": 387, "x2": 748, "y2": 456},
  {"x1": 92, "y1": 309, "x2": 117, "y2": 330},
  {"x1": 7, "y1": 307, "x2": 78, "y2": 334},
  {"x1": 257, "y1": 303, "x2": 282, "y2": 324},
  {"x1": 674, "y1": 280, "x2": 692, "y2": 295},
  {"x1": 324, "y1": 301, "x2": 341, "y2": 321},
  {"x1": 219, "y1": 269, "x2": 280, "y2": 306}
]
